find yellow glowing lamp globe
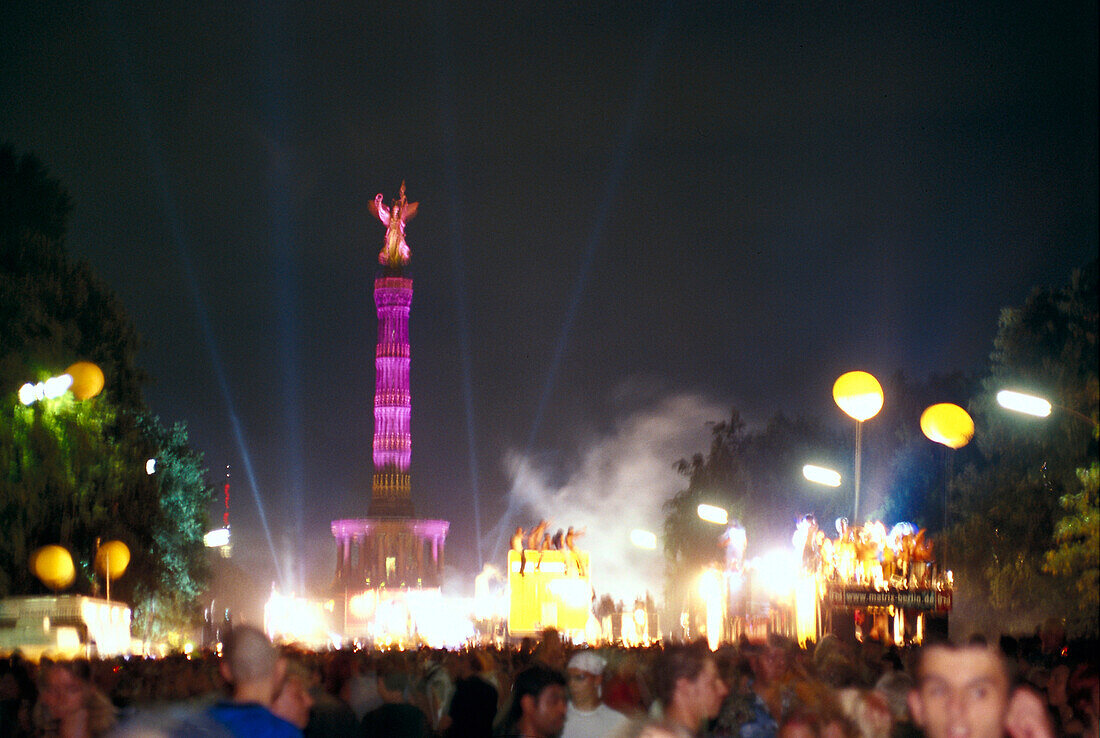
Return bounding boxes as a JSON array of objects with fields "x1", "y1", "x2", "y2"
[
  {"x1": 31, "y1": 545, "x2": 76, "y2": 590},
  {"x1": 920, "y1": 403, "x2": 975, "y2": 449},
  {"x1": 65, "y1": 361, "x2": 105, "y2": 400},
  {"x1": 95, "y1": 540, "x2": 131, "y2": 580},
  {"x1": 833, "y1": 371, "x2": 884, "y2": 422}
]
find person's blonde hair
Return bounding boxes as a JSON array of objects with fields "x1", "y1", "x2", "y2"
[{"x1": 33, "y1": 660, "x2": 117, "y2": 737}]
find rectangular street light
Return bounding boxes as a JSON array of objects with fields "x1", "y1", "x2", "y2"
[
  {"x1": 803, "y1": 464, "x2": 842, "y2": 487},
  {"x1": 696, "y1": 504, "x2": 728, "y2": 525},
  {"x1": 630, "y1": 529, "x2": 657, "y2": 549},
  {"x1": 996, "y1": 390, "x2": 1052, "y2": 418}
]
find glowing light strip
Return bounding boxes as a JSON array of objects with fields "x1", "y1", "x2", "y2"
[
  {"x1": 996, "y1": 390, "x2": 1052, "y2": 418},
  {"x1": 803, "y1": 464, "x2": 842, "y2": 487},
  {"x1": 697, "y1": 504, "x2": 728, "y2": 525}
]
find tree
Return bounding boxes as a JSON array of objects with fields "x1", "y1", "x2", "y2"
[
  {"x1": 1043, "y1": 463, "x2": 1099, "y2": 636},
  {"x1": 661, "y1": 410, "x2": 848, "y2": 621},
  {"x1": 946, "y1": 261, "x2": 1098, "y2": 637},
  {"x1": 663, "y1": 412, "x2": 751, "y2": 572},
  {"x1": 0, "y1": 144, "x2": 211, "y2": 637}
]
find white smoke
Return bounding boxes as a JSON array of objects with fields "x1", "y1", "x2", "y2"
[{"x1": 501, "y1": 391, "x2": 725, "y2": 605}]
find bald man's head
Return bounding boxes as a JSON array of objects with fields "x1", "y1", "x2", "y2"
[{"x1": 221, "y1": 625, "x2": 283, "y2": 703}]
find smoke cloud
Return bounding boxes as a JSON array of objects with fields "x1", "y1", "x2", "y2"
[{"x1": 500, "y1": 390, "x2": 725, "y2": 604}]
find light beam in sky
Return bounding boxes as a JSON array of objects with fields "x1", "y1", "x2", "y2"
[
  {"x1": 103, "y1": 3, "x2": 285, "y2": 586},
  {"x1": 261, "y1": 0, "x2": 306, "y2": 594},
  {"x1": 490, "y1": 0, "x2": 678, "y2": 559},
  {"x1": 434, "y1": 4, "x2": 484, "y2": 570}
]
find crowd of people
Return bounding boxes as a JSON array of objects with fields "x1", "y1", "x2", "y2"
[
  {"x1": 790, "y1": 517, "x2": 941, "y2": 591},
  {"x1": 0, "y1": 624, "x2": 1096, "y2": 738}
]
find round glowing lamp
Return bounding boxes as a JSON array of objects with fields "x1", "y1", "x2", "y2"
[
  {"x1": 65, "y1": 361, "x2": 105, "y2": 400},
  {"x1": 833, "y1": 371, "x2": 884, "y2": 421},
  {"x1": 95, "y1": 540, "x2": 131, "y2": 579},
  {"x1": 31, "y1": 545, "x2": 76, "y2": 590},
  {"x1": 920, "y1": 403, "x2": 975, "y2": 449}
]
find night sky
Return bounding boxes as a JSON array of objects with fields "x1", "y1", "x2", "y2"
[{"x1": 2, "y1": 2, "x2": 1096, "y2": 603}]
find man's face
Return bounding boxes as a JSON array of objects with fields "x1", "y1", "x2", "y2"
[
  {"x1": 757, "y1": 646, "x2": 788, "y2": 684},
  {"x1": 567, "y1": 669, "x2": 600, "y2": 707},
  {"x1": 908, "y1": 646, "x2": 1010, "y2": 738},
  {"x1": 685, "y1": 659, "x2": 728, "y2": 722},
  {"x1": 524, "y1": 684, "x2": 568, "y2": 738}
]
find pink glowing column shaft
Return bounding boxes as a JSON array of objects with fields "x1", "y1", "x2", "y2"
[{"x1": 373, "y1": 276, "x2": 412, "y2": 471}]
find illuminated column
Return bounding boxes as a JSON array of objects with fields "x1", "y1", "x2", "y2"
[
  {"x1": 335, "y1": 538, "x2": 346, "y2": 581},
  {"x1": 357, "y1": 537, "x2": 367, "y2": 584},
  {"x1": 370, "y1": 275, "x2": 415, "y2": 517}
]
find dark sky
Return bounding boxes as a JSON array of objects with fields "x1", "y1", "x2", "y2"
[{"x1": 2, "y1": 1, "x2": 1096, "y2": 601}]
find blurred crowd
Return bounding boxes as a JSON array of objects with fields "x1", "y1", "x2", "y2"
[{"x1": 0, "y1": 623, "x2": 1096, "y2": 738}]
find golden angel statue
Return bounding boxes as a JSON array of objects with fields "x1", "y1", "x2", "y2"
[{"x1": 369, "y1": 182, "x2": 418, "y2": 267}]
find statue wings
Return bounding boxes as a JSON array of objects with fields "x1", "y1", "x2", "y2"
[{"x1": 369, "y1": 194, "x2": 418, "y2": 224}]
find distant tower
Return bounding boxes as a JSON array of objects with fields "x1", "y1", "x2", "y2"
[{"x1": 332, "y1": 185, "x2": 448, "y2": 620}]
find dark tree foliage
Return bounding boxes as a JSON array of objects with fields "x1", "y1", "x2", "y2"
[
  {"x1": 0, "y1": 145, "x2": 146, "y2": 409},
  {"x1": 947, "y1": 261, "x2": 1098, "y2": 637},
  {"x1": 0, "y1": 144, "x2": 211, "y2": 637}
]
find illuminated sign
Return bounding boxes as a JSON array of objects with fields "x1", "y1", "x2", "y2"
[{"x1": 826, "y1": 585, "x2": 952, "y2": 612}]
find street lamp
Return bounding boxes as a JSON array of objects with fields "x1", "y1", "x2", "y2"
[
  {"x1": 996, "y1": 390, "x2": 1051, "y2": 418},
  {"x1": 697, "y1": 504, "x2": 728, "y2": 526},
  {"x1": 997, "y1": 389, "x2": 1098, "y2": 428},
  {"x1": 920, "y1": 403, "x2": 975, "y2": 572},
  {"x1": 833, "y1": 371, "x2": 884, "y2": 525},
  {"x1": 94, "y1": 540, "x2": 130, "y2": 602},
  {"x1": 16, "y1": 362, "x2": 105, "y2": 406},
  {"x1": 802, "y1": 464, "x2": 842, "y2": 488},
  {"x1": 920, "y1": 404, "x2": 975, "y2": 450},
  {"x1": 630, "y1": 529, "x2": 658, "y2": 550}
]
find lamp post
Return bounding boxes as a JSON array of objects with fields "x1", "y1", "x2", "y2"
[
  {"x1": 94, "y1": 540, "x2": 130, "y2": 603},
  {"x1": 833, "y1": 371, "x2": 884, "y2": 525},
  {"x1": 997, "y1": 389, "x2": 1098, "y2": 428},
  {"x1": 920, "y1": 403, "x2": 975, "y2": 572},
  {"x1": 996, "y1": 389, "x2": 1098, "y2": 462}
]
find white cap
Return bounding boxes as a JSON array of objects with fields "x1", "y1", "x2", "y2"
[{"x1": 567, "y1": 651, "x2": 606, "y2": 676}]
